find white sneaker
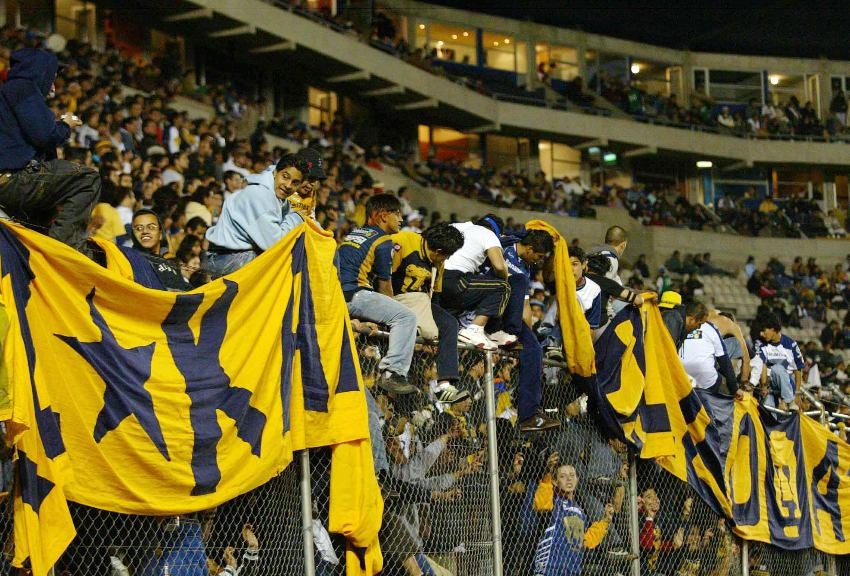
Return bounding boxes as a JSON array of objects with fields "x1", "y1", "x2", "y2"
[
  {"x1": 458, "y1": 326, "x2": 497, "y2": 350},
  {"x1": 487, "y1": 330, "x2": 517, "y2": 347}
]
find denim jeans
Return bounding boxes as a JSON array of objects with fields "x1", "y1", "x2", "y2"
[
  {"x1": 205, "y1": 249, "x2": 256, "y2": 278},
  {"x1": 365, "y1": 387, "x2": 389, "y2": 474},
  {"x1": 347, "y1": 290, "x2": 416, "y2": 377},
  {"x1": 766, "y1": 363, "x2": 796, "y2": 405}
]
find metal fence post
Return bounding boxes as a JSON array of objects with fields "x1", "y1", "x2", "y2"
[
  {"x1": 741, "y1": 540, "x2": 749, "y2": 576},
  {"x1": 300, "y1": 449, "x2": 316, "y2": 576},
  {"x1": 483, "y1": 350, "x2": 504, "y2": 576},
  {"x1": 629, "y1": 451, "x2": 640, "y2": 576}
]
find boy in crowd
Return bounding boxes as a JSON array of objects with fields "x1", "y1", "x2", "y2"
[
  {"x1": 391, "y1": 223, "x2": 465, "y2": 389},
  {"x1": 753, "y1": 313, "x2": 805, "y2": 411},
  {"x1": 338, "y1": 194, "x2": 418, "y2": 395}
]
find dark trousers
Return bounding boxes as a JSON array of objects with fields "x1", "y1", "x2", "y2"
[
  {"x1": 0, "y1": 159, "x2": 101, "y2": 252},
  {"x1": 432, "y1": 301, "x2": 460, "y2": 381},
  {"x1": 439, "y1": 269, "x2": 510, "y2": 319}
]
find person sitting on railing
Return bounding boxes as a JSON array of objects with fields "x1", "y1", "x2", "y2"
[
  {"x1": 752, "y1": 312, "x2": 805, "y2": 412},
  {"x1": 532, "y1": 462, "x2": 615, "y2": 576},
  {"x1": 0, "y1": 47, "x2": 101, "y2": 255},
  {"x1": 338, "y1": 193, "x2": 418, "y2": 395},
  {"x1": 436, "y1": 215, "x2": 512, "y2": 350},
  {"x1": 390, "y1": 223, "x2": 464, "y2": 392}
]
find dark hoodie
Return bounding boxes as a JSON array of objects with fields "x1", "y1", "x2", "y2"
[{"x1": 0, "y1": 48, "x2": 71, "y2": 170}]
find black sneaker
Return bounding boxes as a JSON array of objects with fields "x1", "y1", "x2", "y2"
[
  {"x1": 377, "y1": 372, "x2": 417, "y2": 395},
  {"x1": 519, "y1": 410, "x2": 560, "y2": 433}
]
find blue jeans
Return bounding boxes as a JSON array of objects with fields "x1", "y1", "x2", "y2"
[
  {"x1": 205, "y1": 250, "x2": 256, "y2": 277},
  {"x1": 365, "y1": 387, "x2": 389, "y2": 474},
  {"x1": 347, "y1": 290, "x2": 416, "y2": 377},
  {"x1": 766, "y1": 364, "x2": 796, "y2": 405}
]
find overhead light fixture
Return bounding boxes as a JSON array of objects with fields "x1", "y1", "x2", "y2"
[
  {"x1": 588, "y1": 146, "x2": 600, "y2": 155},
  {"x1": 504, "y1": 38, "x2": 510, "y2": 44},
  {"x1": 451, "y1": 34, "x2": 457, "y2": 40},
  {"x1": 419, "y1": 24, "x2": 425, "y2": 30},
  {"x1": 696, "y1": 160, "x2": 713, "y2": 169},
  {"x1": 769, "y1": 74, "x2": 780, "y2": 85},
  {"x1": 603, "y1": 152, "x2": 618, "y2": 163},
  {"x1": 630, "y1": 63, "x2": 641, "y2": 75},
  {"x1": 493, "y1": 41, "x2": 499, "y2": 46},
  {"x1": 436, "y1": 40, "x2": 444, "y2": 47},
  {"x1": 463, "y1": 31, "x2": 469, "y2": 37}
]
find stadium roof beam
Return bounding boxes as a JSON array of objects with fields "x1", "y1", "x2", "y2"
[
  {"x1": 326, "y1": 70, "x2": 370, "y2": 83},
  {"x1": 250, "y1": 41, "x2": 296, "y2": 53},
  {"x1": 395, "y1": 98, "x2": 438, "y2": 110},
  {"x1": 209, "y1": 24, "x2": 256, "y2": 38},
  {"x1": 623, "y1": 146, "x2": 657, "y2": 158},
  {"x1": 469, "y1": 123, "x2": 501, "y2": 133},
  {"x1": 574, "y1": 138, "x2": 608, "y2": 150},
  {"x1": 164, "y1": 8, "x2": 214, "y2": 22},
  {"x1": 362, "y1": 85, "x2": 404, "y2": 97},
  {"x1": 722, "y1": 160, "x2": 754, "y2": 171}
]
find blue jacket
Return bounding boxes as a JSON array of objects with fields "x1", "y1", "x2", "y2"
[{"x1": 0, "y1": 48, "x2": 71, "y2": 170}]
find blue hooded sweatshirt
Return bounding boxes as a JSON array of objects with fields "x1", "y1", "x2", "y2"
[{"x1": 0, "y1": 48, "x2": 71, "y2": 170}]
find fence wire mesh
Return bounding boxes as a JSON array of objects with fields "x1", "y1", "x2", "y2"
[
  {"x1": 55, "y1": 464, "x2": 305, "y2": 575},
  {"x1": 7, "y1": 332, "x2": 847, "y2": 575}
]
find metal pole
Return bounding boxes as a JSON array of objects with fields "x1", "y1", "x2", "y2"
[
  {"x1": 629, "y1": 451, "x2": 640, "y2": 576},
  {"x1": 300, "y1": 449, "x2": 316, "y2": 576},
  {"x1": 483, "y1": 350, "x2": 504, "y2": 576},
  {"x1": 741, "y1": 539, "x2": 749, "y2": 576}
]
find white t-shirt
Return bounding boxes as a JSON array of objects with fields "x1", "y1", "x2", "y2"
[
  {"x1": 679, "y1": 321, "x2": 727, "y2": 389},
  {"x1": 443, "y1": 222, "x2": 500, "y2": 274}
]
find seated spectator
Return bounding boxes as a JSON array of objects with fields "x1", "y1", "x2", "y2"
[
  {"x1": 390, "y1": 223, "x2": 464, "y2": 389},
  {"x1": 90, "y1": 180, "x2": 130, "y2": 243},
  {"x1": 533, "y1": 463, "x2": 614, "y2": 576},
  {"x1": 753, "y1": 313, "x2": 805, "y2": 411},
  {"x1": 339, "y1": 194, "x2": 417, "y2": 395},
  {"x1": 0, "y1": 47, "x2": 101, "y2": 255},
  {"x1": 438, "y1": 215, "x2": 511, "y2": 350}
]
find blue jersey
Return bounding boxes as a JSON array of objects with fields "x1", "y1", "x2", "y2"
[
  {"x1": 337, "y1": 225, "x2": 393, "y2": 296},
  {"x1": 756, "y1": 334, "x2": 805, "y2": 375},
  {"x1": 533, "y1": 495, "x2": 587, "y2": 576},
  {"x1": 504, "y1": 244, "x2": 530, "y2": 278}
]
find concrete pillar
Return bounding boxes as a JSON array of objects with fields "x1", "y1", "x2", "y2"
[
  {"x1": 576, "y1": 31, "x2": 587, "y2": 82},
  {"x1": 525, "y1": 34, "x2": 535, "y2": 89},
  {"x1": 405, "y1": 15, "x2": 417, "y2": 49}
]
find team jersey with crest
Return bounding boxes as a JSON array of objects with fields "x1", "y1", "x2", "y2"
[
  {"x1": 390, "y1": 231, "x2": 436, "y2": 294},
  {"x1": 337, "y1": 225, "x2": 393, "y2": 296}
]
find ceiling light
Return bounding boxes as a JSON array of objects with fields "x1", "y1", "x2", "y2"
[
  {"x1": 696, "y1": 160, "x2": 713, "y2": 169},
  {"x1": 504, "y1": 38, "x2": 510, "y2": 44},
  {"x1": 493, "y1": 41, "x2": 499, "y2": 46},
  {"x1": 769, "y1": 75, "x2": 780, "y2": 85},
  {"x1": 588, "y1": 146, "x2": 600, "y2": 155},
  {"x1": 419, "y1": 24, "x2": 425, "y2": 30},
  {"x1": 451, "y1": 34, "x2": 457, "y2": 40},
  {"x1": 630, "y1": 63, "x2": 641, "y2": 75},
  {"x1": 436, "y1": 40, "x2": 444, "y2": 47},
  {"x1": 463, "y1": 31, "x2": 469, "y2": 37}
]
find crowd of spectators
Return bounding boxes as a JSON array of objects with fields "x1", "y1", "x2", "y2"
[{"x1": 4, "y1": 19, "x2": 849, "y2": 575}]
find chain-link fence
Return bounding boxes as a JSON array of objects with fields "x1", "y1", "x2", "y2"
[{"x1": 9, "y1": 333, "x2": 848, "y2": 575}]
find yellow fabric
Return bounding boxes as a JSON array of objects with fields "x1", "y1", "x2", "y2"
[
  {"x1": 525, "y1": 220, "x2": 594, "y2": 377},
  {"x1": 583, "y1": 519, "x2": 610, "y2": 549},
  {"x1": 91, "y1": 203, "x2": 126, "y2": 241},
  {"x1": 0, "y1": 220, "x2": 381, "y2": 575},
  {"x1": 533, "y1": 475, "x2": 554, "y2": 512},
  {"x1": 0, "y1": 302, "x2": 10, "y2": 420}
]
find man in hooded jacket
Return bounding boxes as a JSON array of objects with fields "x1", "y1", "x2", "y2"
[{"x1": 0, "y1": 47, "x2": 100, "y2": 253}]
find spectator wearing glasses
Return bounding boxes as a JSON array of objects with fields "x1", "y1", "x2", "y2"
[{"x1": 130, "y1": 209, "x2": 189, "y2": 291}]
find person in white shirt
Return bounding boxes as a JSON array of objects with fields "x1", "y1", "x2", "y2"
[
  {"x1": 752, "y1": 313, "x2": 805, "y2": 411},
  {"x1": 679, "y1": 302, "x2": 741, "y2": 398},
  {"x1": 437, "y1": 215, "x2": 511, "y2": 350}
]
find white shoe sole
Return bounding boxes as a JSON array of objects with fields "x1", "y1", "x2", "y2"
[{"x1": 458, "y1": 333, "x2": 497, "y2": 350}]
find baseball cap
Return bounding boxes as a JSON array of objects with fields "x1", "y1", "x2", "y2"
[
  {"x1": 658, "y1": 291, "x2": 682, "y2": 309},
  {"x1": 297, "y1": 147, "x2": 327, "y2": 181}
]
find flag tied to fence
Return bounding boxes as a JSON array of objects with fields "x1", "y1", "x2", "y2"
[{"x1": 0, "y1": 220, "x2": 383, "y2": 576}]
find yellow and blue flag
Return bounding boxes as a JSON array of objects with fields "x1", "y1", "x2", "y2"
[{"x1": 0, "y1": 220, "x2": 382, "y2": 575}]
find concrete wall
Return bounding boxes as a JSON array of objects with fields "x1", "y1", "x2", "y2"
[{"x1": 399, "y1": 177, "x2": 849, "y2": 274}]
